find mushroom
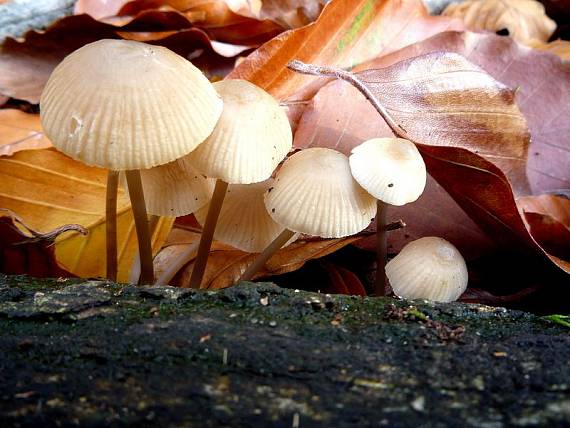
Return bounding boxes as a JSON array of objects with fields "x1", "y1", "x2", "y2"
[
  {"x1": 240, "y1": 147, "x2": 377, "y2": 281},
  {"x1": 385, "y1": 237, "x2": 468, "y2": 302},
  {"x1": 186, "y1": 79, "x2": 292, "y2": 288},
  {"x1": 40, "y1": 39, "x2": 222, "y2": 284},
  {"x1": 349, "y1": 137, "x2": 426, "y2": 295}
]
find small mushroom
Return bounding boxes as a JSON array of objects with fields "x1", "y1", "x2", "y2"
[
  {"x1": 349, "y1": 137, "x2": 426, "y2": 295},
  {"x1": 186, "y1": 79, "x2": 292, "y2": 288},
  {"x1": 240, "y1": 148, "x2": 376, "y2": 281},
  {"x1": 40, "y1": 39, "x2": 222, "y2": 284},
  {"x1": 385, "y1": 237, "x2": 468, "y2": 302}
]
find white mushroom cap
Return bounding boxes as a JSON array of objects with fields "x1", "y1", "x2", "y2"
[
  {"x1": 40, "y1": 39, "x2": 223, "y2": 170},
  {"x1": 264, "y1": 148, "x2": 377, "y2": 238},
  {"x1": 187, "y1": 79, "x2": 292, "y2": 184},
  {"x1": 194, "y1": 179, "x2": 298, "y2": 252},
  {"x1": 349, "y1": 138, "x2": 426, "y2": 206},
  {"x1": 137, "y1": 158, "x2": 215, "y2": 217},
  {"x1": 385, "y1": 237, "x2": 468, "y2": 302}
]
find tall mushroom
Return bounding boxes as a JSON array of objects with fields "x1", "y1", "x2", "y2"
[
  {"x1": 186, "y1": 79, "x2": 292, "y2": 288},
  {"x1": 240, "y1": 148, "x2": 377, "y2": 281},
  {"x1": 349, "y1": 137, "x2": 426, "y2": 295},
  {"x1": 40, "y1": 39, "x2": 222, "y2": 284}
]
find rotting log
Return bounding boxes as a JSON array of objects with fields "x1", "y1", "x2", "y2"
[{"x1": 0, "y1": 274, "x2": 568, "y2": 427}]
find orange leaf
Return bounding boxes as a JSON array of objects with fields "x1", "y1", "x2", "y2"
[
  {"x1": 0, "y1": 110, "x2": 52, "y2": 156},
  {"x1": 228, "y1": 0, "x2": 464, "y2": 104}
]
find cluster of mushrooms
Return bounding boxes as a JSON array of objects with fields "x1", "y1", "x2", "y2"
[{"x1": 40, "y1": 39, "x2": 468, "y2": 303}]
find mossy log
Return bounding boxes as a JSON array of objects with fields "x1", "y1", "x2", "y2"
[{"x1": 0, "y1": 274, "x2": 568, "y2": 427}]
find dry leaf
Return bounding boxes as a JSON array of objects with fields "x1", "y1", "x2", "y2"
[
  {"x1": 0, "y1": 148, "x2": 173, "y2": 281},
  {"x1": 442, "y1": 0, "x2": 556, "y2": 45},
  {"x1": 256, "y1": 0, "x2": 326, "y2": 29},
  {"x1": 0, "y1": 209, "x2": 80, "y2": 277},
  {"x1": 154, "y1": 228, "x2": 366, "y2": 289},
  {"x1": 228, "y1": 0, "x2": 464, "y2": 104},
  {"x1": 0, "y1": 110, "x2": 52, "y2": 156},
  {"x1": 74, "y1": 0, "x2": 132, "y2": 18},
  {"x1": 518, "y1": 194, "x2": 570, "y2": 227}
]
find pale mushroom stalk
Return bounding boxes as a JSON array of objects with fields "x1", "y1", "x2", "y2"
[
  {"x1": 125, "y1": 170, "x2": 154, "y2": 284},
  {"x1": 189, "y1": 179, "x2": 229, "y2": 288},
  {"x1": 375, "y1": 200, "x2": 388, "y2": 296},
  {"x1": 105, "y1": 170, "x2": 119, "y2": 281},
  {"x1": 240, "y1": 229, "x2": 296, "y2": 281}
]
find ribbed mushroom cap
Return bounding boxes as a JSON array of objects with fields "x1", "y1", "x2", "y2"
[
  {"x1": 40, "y1": 39, "x2": 223, "y2": 170},
  {"x1": 385, "y1": 237, "x2": 468, "y2": 303},
  {"x1": 194, "y1": 179, "x2": 298, "y2": 252},
  {"x1": 137, "y1": 158, "x2": 215, "y2": 217},
  {"x1": 187, "y1": 79, "x2": 292, "y2": 184},
  {"x1": 264, "y1": 148, "x2": 377, "y2": 238},
  {"x1": 349, "y1": 138, "x2": 426, "y2": 206}
]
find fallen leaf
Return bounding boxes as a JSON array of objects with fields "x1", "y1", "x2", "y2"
[
  {"x1": 154, "y1": 228, "x2": 367, "y2": 289},
  {"x1": 442, "y1": 0, "x2": 556, "y2": 45},
  {"x1": 0, "y1": 148, "x2": 173, "y2": 281},
  {"x1": 320, "y1": 260, "x2": 367, "y2": 296},
  {"x1": 517, "y1": 194, "x2": 570, "y2": 227},
  {"x1": 74, "y1": 0, "x2": 132, "y2": 18},
  {"x1": 256, "y1": 0, "x2": 326, "y2": 29},
  {"x1": 0, "y1": 110, "x2": 52, "y2": 156},
  {"x1": 228, "y1": 0, "x2": 464, "y2": 104},
  {"x1": 351, "y1": 31, "x2": 570, "y2": 195},
  {"x1": 0, "y1": 209, "x2": 80, "y2": 277}
]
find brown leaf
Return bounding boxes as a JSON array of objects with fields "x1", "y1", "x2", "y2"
[
  {"x1": 517, "y1": 194, "x2": 570, "y2": 227},
  {"x1": 256, "y1": 0, "x2": 326, "y2": 29},
  {"x1": 0, "y1": 110, "x2": 52, "y2": 156},
  {"x1": 75, "y1": 0, "x2": 132, "y2": 19},
  {"x1": 363, "y1": 31, "x2": 570, "y2": 195},
  {"x1": 529, "y1": 39, "x2": 570, "y2": 61},
  {"x1": 0, "y1": 209, "x2": 80, "y2": 277},
  {"x1": 228, "y1": 0, "x2": 464, "y2": 104},
  {"x1": 320, "y1": 260, "x2": 367, "y2": 296},
  {"x1": 294, "y1": 51, "x2": 530, "y2": 193},
  {"x1": 154, "y1": 228, "x2": 366, "y2": 289},
  {"x1": 442, "y1": 0, "x2": 556, "y2": 45}
]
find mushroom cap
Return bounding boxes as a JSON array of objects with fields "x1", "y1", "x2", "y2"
[
  {"x1": 187, "y1": 79, "x2": 292, "y2": 184},
  {"x1": 385, "y1": 237, "x2": 468, "y2": 303},
  {"x1": 40, "y1": 39, "x2": 223, "y2": 170},
  {"x1": 349, "y1": 138, "x2": 426, "y2": 206},
  {"x1": 194, "y1": 179, "x2": 298, "y2": 252},
  {"x1": 264, "y1": 148, "x2": 377, "y2": 238},
  {"x1": 137, "y1": 158, "x2": 215, "y2": 217}
]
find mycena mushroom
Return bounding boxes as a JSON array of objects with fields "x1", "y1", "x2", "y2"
[{"x1": 40, "y1": 39, "x2": 222, "y2": 284}]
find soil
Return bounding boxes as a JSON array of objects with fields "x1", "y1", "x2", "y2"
[{"x1": 0, "y1": 274, "x2": 568, "y2": 427}]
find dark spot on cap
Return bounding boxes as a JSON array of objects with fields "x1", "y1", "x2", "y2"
[
  {"x1": 271, "y1": 208, "x2": 275, "y2": 213},
  {"x1": 496, "y1": 28, "x2": 509, "y2": 36},
  {"x1": 195, "y1": 197, "x2": 198, "y2": 201},
  {"x1": 388, "y1": 183, "x2": 394, "y2": 187},
  {"x1": 268, "y1": 187, "x2": 274, "y2": 193}
]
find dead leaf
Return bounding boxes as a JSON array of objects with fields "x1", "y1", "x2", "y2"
[
  {"x1": 0, "y1": 148, "x2": 173, "y2": 281},
  {"x1": 256, "y1": 0, "x2": 326, "y2": 29},
  {"x1": 74, "y1": 0, "x2": 132, "y2": 19},
  {"x1": 228, "y1": 0, "x2": 464, "y2": 105},
  {"x1": 293, "y1": 51, "x2": 530, "y2": 193},
  {"x1": 0, "y1": 209, "x2": 80, "y2": 277},
  {"x1": 0, "y1": 110, "x2": 52, "y2": 156},
  {"x1": 442, "y1": 0, "x2": 556, "y2": 45},
  {"x1": 517, "y1": 194, "x2": 570, "y2": 227},
  {"x1": 154, "y1": 228, "x2": 366, "y2": 289},
  {"x1": 320, "y1": 260, "x2": 367, "y2": 296}
]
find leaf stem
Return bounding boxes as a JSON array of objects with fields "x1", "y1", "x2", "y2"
[
  {"x1": 105, "y1": 170, "x2": 119, "y2": 281},
  {"x1": 287, "y1": 60, "x2": 409, "y2": 139},
  {"x1": 125, "y1": 170, "x2": 154, "y2": 285},
  {"x1": 189, "y1": 179, "x2": 229, "y2": 288}
]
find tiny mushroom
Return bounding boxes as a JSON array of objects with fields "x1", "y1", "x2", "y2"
[
  {"x1": 40, "y1": 39, "x2": 222, "y2": 284},
  {"x1": 349, "y1": 137, "x2": 426, "y2": 295},
  {"x1": 186, "y1": 79, "x2": 292, "y2": 288},
  {"x1": 240, "y1": 148, "x2": 377, "y2": 281},
  {"x1": 385, "y1": 237, "x2": 468, "y2": 303}
]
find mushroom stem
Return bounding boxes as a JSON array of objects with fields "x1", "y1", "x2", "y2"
[
  {"x1": 125, "y1": 170, "x2": 154, "y2": 285},
  {"x1": 239, "y1": 228, "x2": 296, "y2": 281},
  {"x1": 105, "y1": 170, "x2": 119, "y2": 281},
  {"x1": 374, "y1": 200, "x2": 388, "y2": 296},
  {"x1": 155, "y1": 242, "x2": 200, "y2": 286},
  {"x1": 189, "y1": 179, "x2": 229, "y2": 288},
  {"x1": 129, "y1": 215, "x2": 160, "y2": 284}
]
